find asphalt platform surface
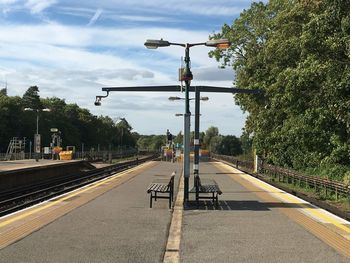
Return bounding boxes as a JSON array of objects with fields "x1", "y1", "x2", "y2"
[
  {"x1": 180, "y1": 162, "x2": 350, "y2": 263},
  {"x1": 0, "y1": 160, "x2": 349, "y2": 263},
  {"x1": 0, "y1": 159, "x2": 79, "y2": 172},
  {"x1": 0, "y1": 161, "x2": 181, "y2": 263}
]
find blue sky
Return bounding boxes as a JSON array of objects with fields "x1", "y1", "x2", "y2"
[{"x1": 0, "y1": 0, "x2": 260, "y2": 136}]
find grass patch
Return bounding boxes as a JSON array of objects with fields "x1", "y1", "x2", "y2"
[{"x1": 266, "y1": 175, "x2": 350, "y2": 214}]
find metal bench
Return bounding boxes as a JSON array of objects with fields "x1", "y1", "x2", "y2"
[
  {"x1": 190, "y1": 175, "x2": 222, "y2": 205},
  {"x1": 147, "y1": 172, "x2": 175, "y2": 208}
]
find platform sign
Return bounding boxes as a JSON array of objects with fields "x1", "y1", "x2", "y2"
[
  {"x1": 34, "y1": 134, "x2": 41, "y2": 153},
  {"x1": 44, "y1": 147, "x2": 50, "y2": 154}
]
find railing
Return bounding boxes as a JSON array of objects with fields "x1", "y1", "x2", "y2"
[{"x1": 212, "y1": 154, "x2": 350, "y2": 200}]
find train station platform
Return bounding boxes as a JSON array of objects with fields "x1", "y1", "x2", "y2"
[
  {"x1": 0, "y1": 159, "x2": 80, "y2": 172},
  {"x1": 181, "y1": 162, "x2": 350, "y2": 262},
  {"x1": 0, "y1": 160, "x2": 349, "y2": 262}
]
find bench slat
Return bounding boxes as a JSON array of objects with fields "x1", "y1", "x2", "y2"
[
  {"x1": 191, "y1": 176, "x2": 222, "y2": 195},
  {"x1": 147, "y1": 172, "x2": 175, "y2": 209}
]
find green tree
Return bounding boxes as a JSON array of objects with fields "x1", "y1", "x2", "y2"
[
  {"x1": 0, "y1": 88, "x2": 7, "y2": 96},
  {"x1": 219, "y1": 135, "x2": 242, "y2": 156},
  {"x1": 174, "y1": 131, "x2": 183, "y2": 145},
  {"x1": 22, "y1": 86, "x2": 42, "y2": 110},
  {"x1": 0, "y1": 90, "x2": 140, "y2": 153},
  {"x1": 240, "y1": 130, "x2": 253, "y2": 156},
  {"x1": 203, "y1": 126, "x2": 219, "y2": 150},
  {"x1": 116, "y1": 118, "x2": 136, "y2": 148},
  {"x1": 209, "y1": 135, "x2": 223, "y2": 153},
  {"x1": 210, "y1": 0, "x2": 350, "y2": 178},
  {"x1": 0, "y1": 95, "x2": 23, "y2": 151},
  {"x1": 137, "y1": 135, "x2": 165, "y2": 151}
]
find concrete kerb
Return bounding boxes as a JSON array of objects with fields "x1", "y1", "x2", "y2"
[{"x1": 163, "y1": 172, "x2": 184, "y2": 263}]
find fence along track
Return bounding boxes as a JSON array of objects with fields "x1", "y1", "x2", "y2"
[{"x1": 212, "y1": 154, "x2": 350, "y2": 201}]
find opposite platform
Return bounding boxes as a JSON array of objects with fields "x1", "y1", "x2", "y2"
[{"x1": 0, "y1": 159, "x2": 80, "y2": 172}]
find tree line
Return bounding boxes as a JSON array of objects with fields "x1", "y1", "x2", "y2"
[
  {"x1": 136, "y1": 127, "x2": 244, "y2": 157},
  {"x1": 210, "y1": 0, "x2": 350, "y2": 180},
  {"x1": 0, "y1": 86, "x2": 244, "y2": 157},
  {"x1": 0, "y1": 86, "x2": 137, "y2": 152}
]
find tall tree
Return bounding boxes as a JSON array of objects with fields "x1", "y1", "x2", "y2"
[
  {"x1": 0, "y1": 88, "x2": 7, "y2": 96},
  {"x1": 22, "y1": 86, "x2": 42, "y2": 110},
  {"x1": 115, "y1": 118, "x2": 136, "y2": 148},
  {"x1": 173, "y1": 131, "x2": 183, "y2": 145},
  {"x1": 203, "y1": 126, "x2": 219, "y2": 149},
  {"x1": 210, "y1": 0, "x2": 350, "y2": 178},
  {"x1": 219, "y1": 135, "x2": 242, "y2": 156}
]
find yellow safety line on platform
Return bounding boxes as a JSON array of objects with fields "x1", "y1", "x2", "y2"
[
  {"x1": 215, "y1": 162, "x2": 350, "y2": 234},
  {"x1": 214, "y1": 162, "x2": 350, "y2": 259},
  {"x1": 0, "y1": 162, "x2": 151, "y2": 228},
  {"x1": 163, "y1": 172, "x2": 184, "y2": 263}
]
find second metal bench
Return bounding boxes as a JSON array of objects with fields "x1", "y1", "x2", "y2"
[{"x1": 190, "y1": 175, "x2": 222, "y2": 205}]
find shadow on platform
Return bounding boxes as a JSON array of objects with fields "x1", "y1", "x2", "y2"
[{"x1": 185, "y1": 200, "x2": 315, "y2": 211}]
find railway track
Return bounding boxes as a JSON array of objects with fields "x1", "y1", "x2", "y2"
[{"x1": 0, "y1": 155, "x2": 158, "y2": 217}]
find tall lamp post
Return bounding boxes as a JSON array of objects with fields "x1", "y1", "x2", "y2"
[
  {"x1": 96, "y1": 85, "x2": 260, "y2": 201},
  {"x1": 145, "y1": 38, "x2": 230, "y2": 201},
  {"x1": 169, "y1": 95, "x2": 208, "y2": 181},
  {"x1": 24, "y1": 107, "x2": 51, "y2": 161}
]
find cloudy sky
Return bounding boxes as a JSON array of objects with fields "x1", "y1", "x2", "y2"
[{"x1": 0, "y1": 0, "x2": 259, "y2": 136}]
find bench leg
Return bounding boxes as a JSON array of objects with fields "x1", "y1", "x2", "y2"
[
  {"x1": 150, "y1": 193, "x2": 153, "y2": 208},
  {"x1": 169, "y1": 192, "x2": 172, "y2": 209},
  {"x1": 171, "y1": 183, "x2": 174, "y2": 202}
]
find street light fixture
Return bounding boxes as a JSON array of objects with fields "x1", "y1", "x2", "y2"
[
  {"x1": 24, "y1": 107, "x2": 51, "y2": 161},
  {"x1": 144, "y1": 39, "x2": 231, "y2": 49},
  {"x1": 205, "y1": 39, "x2": 231, "y2": 49},
  {"x1": 175, "y1": 113, "x2": 201, "y2": 117},
  {"x1": 146, "y1": 38, "x2": 230, "y2": 201},
  {"x1": 24, "y1": 107, "x2": 51, "y2": 134},
  {"x1": 168, "y1": 96, "x2": 209, "y2": 101},
  {"x1": 144, "y1": 39, "x2": 171, "y2": 49}
]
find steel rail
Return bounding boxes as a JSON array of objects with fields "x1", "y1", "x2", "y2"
[
  {"x1": 0, "y1": 154, "x2": 142, "y2": 201},
  {"x1": 0, "y1": 155, "x2": 158, "y2": 217}
]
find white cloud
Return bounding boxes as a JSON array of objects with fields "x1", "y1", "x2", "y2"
[
  {"x1": 87, "y1": 8, "x2": 103, "y2": 26},
  {"x1": 0, "y1": 5, "x2": 250, "y2": 135},
  {"x1": 58, "y1": 0, "x2": 253, "y2": 17},
  {"x1": 0, "y1": 24, "x2": 210, "y2": 48},
  {"x1": 0, "y1": 0, "x2": 18, "y2": 4},
  {"x1": 25, "y1": 0, "x2": 57, "y2": 14},
  {"x1": 193, "y1": 67, "x2": 235, "y2": 81},
  {"x1": 116, "y1": 15, "x2": 173, "y2": 22}
]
